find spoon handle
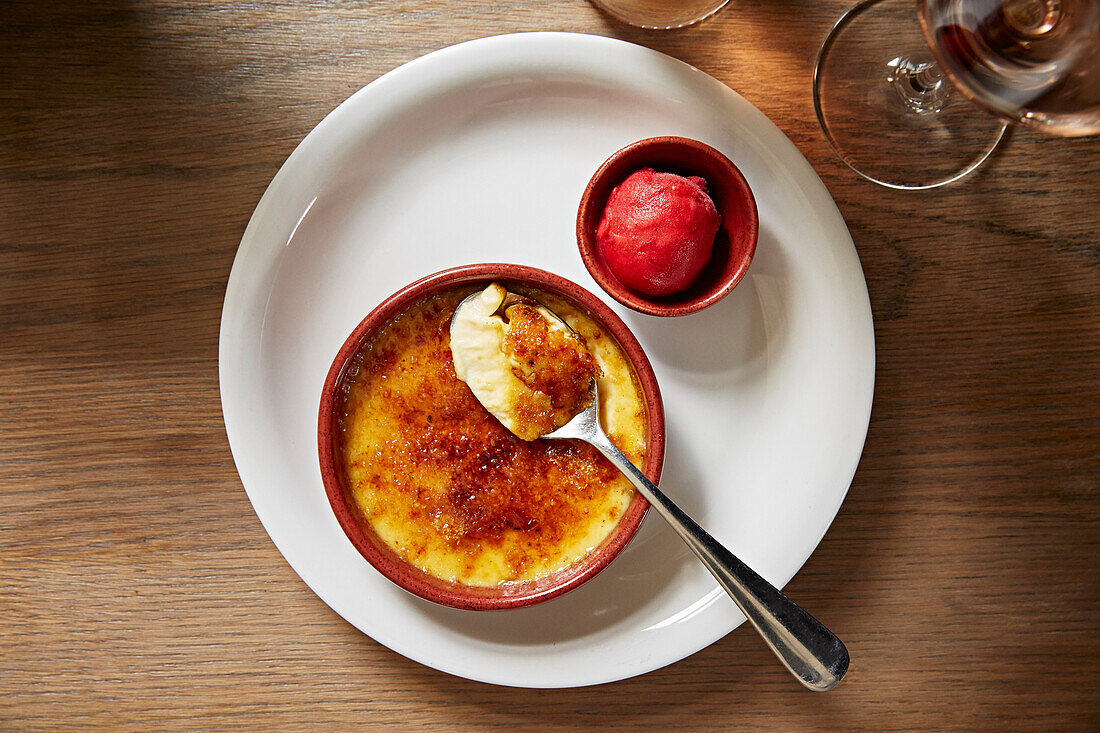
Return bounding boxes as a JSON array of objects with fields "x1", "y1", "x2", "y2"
[{"x1": 588, "y1": 432, "x2": 849, "y2": 691}]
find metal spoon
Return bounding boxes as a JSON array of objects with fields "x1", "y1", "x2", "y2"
[
  {"x1": 451, "y1": 289, "x2": 849, "y2": 690},
  {"x1": 544, "y1": 381, "x2": 849, "y2": 691}
]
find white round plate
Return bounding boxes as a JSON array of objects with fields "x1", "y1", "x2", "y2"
[{"x1": 220, "y1": 32, "x2": 874, "y2": 688}]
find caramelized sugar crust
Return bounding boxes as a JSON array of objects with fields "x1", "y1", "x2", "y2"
[
  {"x1": 502, "y1": 302, "x2": 599, "y2": 438},
  {"x1": 339, "y1": 287, "x2": 646, "y2": 586}
]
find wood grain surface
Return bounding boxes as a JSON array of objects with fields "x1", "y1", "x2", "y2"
[{"x1": 2, "y1": 0, "x2": 1098, "y2": 729}]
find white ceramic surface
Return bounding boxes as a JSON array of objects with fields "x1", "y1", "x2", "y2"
[{"x1": 219, "y1": 32, "x2": 875, "y2": 688}]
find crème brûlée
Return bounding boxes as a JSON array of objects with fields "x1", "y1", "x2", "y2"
[{"x1": 338, "y1": 284, "x2": 648, "y2": 587}]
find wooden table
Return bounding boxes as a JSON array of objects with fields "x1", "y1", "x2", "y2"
[{"x1": 3, "y1": 1, "x2": 1098, "y2": 729}]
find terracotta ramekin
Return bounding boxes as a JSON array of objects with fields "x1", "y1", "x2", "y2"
[
  {"x1": 317, "y1": 263, "x2": 665, "y2": 610},
  {"x1": 577, "y1": 136, "x2": 759, "y2": 317}
]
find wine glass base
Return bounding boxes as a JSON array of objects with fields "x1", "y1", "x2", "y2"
[
  {"x1": 589, "y1": 0, "x2": 730, "y2": 29},
  {"x1": 813, "y1": 0, "x2": 1009, "y2": 190}
]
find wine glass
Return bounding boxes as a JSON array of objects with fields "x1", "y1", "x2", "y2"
[
  {"x1": 589, "y1": 0, "x2": 731, "y2": 29},
  {"x1": 813, "y1": 0, "x2": 1100, "y2": 190}
]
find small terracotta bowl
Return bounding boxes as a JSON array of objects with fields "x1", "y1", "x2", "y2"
[
  {"x1": 577, "y1": 136, "x2": 759, "y2": 317},
  {"x1": 318, "y1": 264, "x2": 665, "y2": 611}
]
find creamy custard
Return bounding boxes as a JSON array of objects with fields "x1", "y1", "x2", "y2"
[{"x1": 338, "y1": 284, "x2": 647, "y2": 587}]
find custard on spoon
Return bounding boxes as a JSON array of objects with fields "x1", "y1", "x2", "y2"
[{"x1": 449, "y1": 283, "x2": 599, "y2": 441}]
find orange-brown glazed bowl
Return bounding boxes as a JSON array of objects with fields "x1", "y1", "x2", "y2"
[
  {"x1": 317, "y1": 264, "x2": 665, "y2": 610},
  {"x1": 577, "y1": 136, "x2": 759, "y2": 317}
]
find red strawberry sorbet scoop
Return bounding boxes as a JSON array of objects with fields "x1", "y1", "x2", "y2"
[{"x1": 595, "y1": 168, "x2": 720, "y2": 297}]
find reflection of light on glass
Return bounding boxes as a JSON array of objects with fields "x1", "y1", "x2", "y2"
[
  {"x1": 286, "y1": 196, "x2": 318, "y2": 247},
  {"x1": 643, "y1": 587, "x2": 725, "y2": 631}
]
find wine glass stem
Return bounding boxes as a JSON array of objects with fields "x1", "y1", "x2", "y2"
[{"x1": 886, "y1": 56, "x2": 950, "y2": 114}]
